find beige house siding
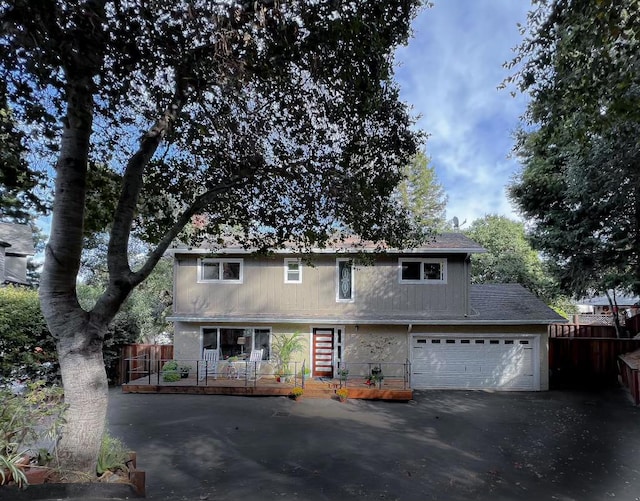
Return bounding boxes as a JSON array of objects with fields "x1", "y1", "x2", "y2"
[
  {"x1": 173, "y1": 321, "x2": 548, "y2": 389},
  {"x1": 173, "y1": 253, "x2": 469, "y2": 318}
]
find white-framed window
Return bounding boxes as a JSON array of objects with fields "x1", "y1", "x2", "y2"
[
  {"x1": 336, "y1": 258, "x2": 354, "y2": 302},
  {"x1": 198, "y1": 258, "x2": 243, "y2": 283},
  {"x1": 399, "y1": 258, "x2": 447, "y2": 284},
  {"x1": 201, "y1": 327, "x2": 271, "y2": 360},
  {"x1": 284, "y1": 258, "x2": 302, "y2": 283}
]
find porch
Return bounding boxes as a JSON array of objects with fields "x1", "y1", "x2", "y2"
[{"x1": 121, "y1": 356, "x2": 413, "y2": 401}]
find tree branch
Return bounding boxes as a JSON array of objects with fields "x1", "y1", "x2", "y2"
[
  {"x1": 107, "y1": 100, "x2": 184, "y2": 280},
  {"x1": 130, "y1": 177, "x2": 246, "y2": 288}
]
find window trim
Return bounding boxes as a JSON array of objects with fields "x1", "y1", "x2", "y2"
[
  {"x1": 284, "y1": 258, "x2": 302, "y2": 284},
  {"x1": 398, "y1": 258, "x2": 447, "y2": 284},
  {"x1": 197, "y1": 258, "x2": 244, "y2": 283},
  {"x1": 335, "y1": 258, "x2": 355, "y2": 303}
]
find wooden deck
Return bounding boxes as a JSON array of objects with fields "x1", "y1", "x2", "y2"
[{"x1": 122, "y1": 374, "x2": 413, "y2": 401}]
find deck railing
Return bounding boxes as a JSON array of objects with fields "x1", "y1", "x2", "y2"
[
  {"x1": 123, "y1": 356, "x2": 411, "y2": 390},
  {"x1": 336, "y1": 361, "x2": 411, "y2": 390},
  {"x1": 124, "y1": 356, "x2": 307, "y2": 388}
]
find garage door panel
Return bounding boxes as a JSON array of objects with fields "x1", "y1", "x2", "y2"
[{"x1": 411, "y1": 336, "x2": 538, "y2": 391}]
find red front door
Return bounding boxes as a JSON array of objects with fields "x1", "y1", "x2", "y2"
[{"x1": 313, "y1": 328, "x2": 334, "y2": 378}]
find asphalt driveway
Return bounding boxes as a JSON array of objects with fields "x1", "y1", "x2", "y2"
[{"x1": 107, "y1": 387, "x2": 640, "y2": 501}]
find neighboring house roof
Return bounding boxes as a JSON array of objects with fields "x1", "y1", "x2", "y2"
[
  {"x1": 170, "y1": 232, "x2": 486, "y2": 255},
  {"x1": 0, "y1": 223, "x2": 35, "y2": 256},
  {"x1": 168, "y1": 283, "x2": 564, "y2": 326},
  {"x1": 577, "y1": 294, "x2": 640, "y2": 307}
]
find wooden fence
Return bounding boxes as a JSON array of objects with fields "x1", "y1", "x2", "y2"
[
  {"x1": 626, "y1": 314, "x2": 640, "y2": 336},
  {"x1": 618, "y1": 351, "x2": 640, "y2": 405},
  {"x1": 117, "y1": 344, "x2": 174, "y2": 385},
  {"x1": 549, "y1": 337, "x2": 640, "y2": 388},
  {"x1": 549, "y1": 323, "x2": 618, "y2": 338}
]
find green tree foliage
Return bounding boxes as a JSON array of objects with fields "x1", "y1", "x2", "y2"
[
  {"x1": 127, "y1": 257, "x2": 173, "y2": 343},
  {"x1": 79, "y1": 245, "x2": 173, "y2": 344},
  {"x1": 0, "y1": 84, "x2": 46, "y2": 222},
  {"x1": 0, "y1": 287, "x2": 57, "y2": 383},
  {"x1": 397, "y1": 152, "x2": 448, "y2": 231},
  {"x1": 506, "y1": 0, "x2": 640, "y2": 297},
  {"x1": 1, "y1": 1, "x2": 425, "y2": 476},
  {"x1": 77, "y1": 284, "x2": 141, "y2": 384},
  {"x1": 465, "y1": 215, "x2": 554, "y2": 298},
  {"x1": 465, "y1": 215, "x2": 575, "y2": 316}
]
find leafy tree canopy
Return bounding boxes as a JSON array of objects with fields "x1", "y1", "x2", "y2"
[
  {"x1": 465, "y1": 215, "x2": 555, "y2": 298},
  {"x1": 1, "y1": 0, "x2": 426, "y2": 476},
  {"x1": 396, "y1": 151, "x2": 448, "y2": 231},
  {"x1": 0, "y1": 83, "x2": 46, "y2": 222},
  {"x1": 2, "y1": 0, "x2": 425, "y2": 254},
  {"x1": 506, "y1": 0, "x2": 640, "y2": 297}
]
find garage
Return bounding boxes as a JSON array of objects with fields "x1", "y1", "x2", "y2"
[{"x1": 411, "y1": 334, "x2": 540, "y2": 391}]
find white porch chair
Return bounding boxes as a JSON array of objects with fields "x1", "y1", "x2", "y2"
[
  {"x1": 238, "y1": 349, "x2": 263, "y2": 380},
  {"x1": 199, "y1": 348, "x2": 219, "y2": 380}
]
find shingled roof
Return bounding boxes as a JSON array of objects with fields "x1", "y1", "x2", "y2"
[
  {"x1": 171, "y1": 232, "x2": 486, "y2": 255},
  {"x1": 0, "y1": 223, "x2": 35, "y2": 256},
  {"x1": 469, "y1": 283, "x2": 565, "y2": 323}
]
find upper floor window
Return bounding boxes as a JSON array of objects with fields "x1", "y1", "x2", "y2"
[
  {"x1": 399, "y1": 258, "x2": 447, "y2": 284},
  {"x1": 336, "y1": 258, "x2": 354, "y2": 302},
  {"x1": 284, "y1": 258, "x2": 302, "y2": 283},
  {"x1": 198, "y1": 258, "x2": 243, "y2": 283}
]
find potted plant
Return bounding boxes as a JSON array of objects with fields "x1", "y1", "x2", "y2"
[
  {"x1": 336, "y1": 388, "x2": 349, "y2": 402},
  {"x1": 289, "y1": 387, "x2": 304, "y2": 401},
  {"x1": 273, "y1": 333, "x2": 304, "y2": 383},
  {"x1": 338, "y1": 368, "x2": 349, "y2": 382},
  {"x1": 179, "y1": 365, "x2": 191, "y2": 378},
  {"x1": 366, "y1": 366, "x2": 384, "y2": 386}
]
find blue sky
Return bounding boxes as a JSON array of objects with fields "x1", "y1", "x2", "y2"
[{"x1": 394, "y1": 0, "x2": 531, "y2": 227}]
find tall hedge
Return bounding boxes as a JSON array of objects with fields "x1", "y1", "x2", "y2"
[
  {"x1": 0, "y1": 286, "x2": 58, "y2": 382},
  {"x1": 0, "y1": 286, "x2": 142, "y2": 385}
]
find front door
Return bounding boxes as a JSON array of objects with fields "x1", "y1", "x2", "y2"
[{"x1": 312, "y1": 328, "x2": 335, "y2": 378}]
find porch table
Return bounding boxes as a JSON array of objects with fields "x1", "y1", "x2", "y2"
[{"x1": 221, "y1": 361, "x2": 246, "y2": 379}]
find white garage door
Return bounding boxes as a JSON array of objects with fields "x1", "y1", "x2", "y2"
[{"x1": 411, "y1": 335, "x2": 538, "y2": 390}]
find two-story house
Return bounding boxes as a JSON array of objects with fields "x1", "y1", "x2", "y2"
[
  {"x1": 0, "y1": 222, "x2": 35, "y2": 285},
  {"x1": 168, "y1": 233, "x2": 563, "y2": 391}
]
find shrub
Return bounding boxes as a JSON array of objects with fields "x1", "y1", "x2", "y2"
[
  {"x1": 161, "y1": 361, "x2": 180, "y2": 382},
  {"x1": 0, "y1": 286, "x2": 58, "y2": 383},
  {"x1": 0, "y1": 381, "x2": 66, "y2": 487},
  {"x1": 97, "y1": 432, "x2": 129, "y2": 476}
]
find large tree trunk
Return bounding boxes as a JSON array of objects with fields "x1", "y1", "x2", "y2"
[
  {"x1": 55, "y1": 324, "x2": 109, "y2": 479},
  {"x1": 39, "y1": 53, "x2": 109, "y2": 477}
]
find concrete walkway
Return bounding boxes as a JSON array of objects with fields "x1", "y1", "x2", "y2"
[{"x1": 106, "y1": 387, "x2": 640, "y2": 501}]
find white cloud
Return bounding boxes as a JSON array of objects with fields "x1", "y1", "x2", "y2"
[{"x1": 394, "y1": 0, "x2": 530, "y2": 225}]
